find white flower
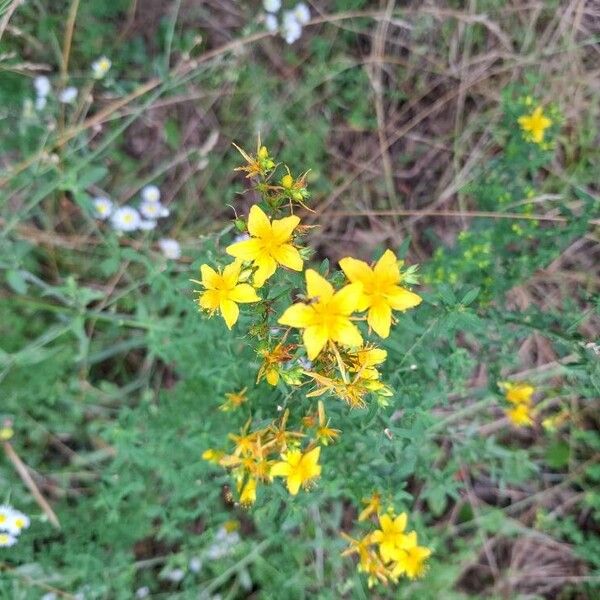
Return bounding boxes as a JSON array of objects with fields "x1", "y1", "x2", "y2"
[
  {"x1": 91, "y1": 56, "x2": 112, "y2": 80},
  {"x1": 164, "y1": 568, "x2": 185, "y2": 583},
  {"x1": 233, "y1": 232, "x2": 250, "y2": 244},
  {"x1": 189, "y1": 556, "x2": 202, "y2": 573},
  {"x1": 135, "y1": 587, "x2": 150, "y2": 599},
  {"x1": 0, "y1": 532, "x2": 17, "y2": 547},
  {"x1": 139, "y1": 220, "x2": 157, "y2": 231},
  {"x1": 34, "y1": 75, "x2": 51, "y2": 98},
  {"x1": 158, "y1": 238, "x2": 181, "y2": 260},
  {"x1": 110, "y1": 206, "x2": 141, "y2": 232},
  {"x1": 7, "y1": 510, "x2": 30, "y2": 535},
  {"x1": 141, "y1": 185, "x2": 161, "y2": 203},
  {"x1": 282, "y1": 12, "x2": 302, "y2": 44},
  {"x1": 35, "y1": 96, "x2": 47, "y2": 111},
  {"x1": 265, "y1": 13, "x2": 278, "y2": 33},
  {"x1": 92, "y1": 196, "x2": 113, "y2": 220},
  {"x1": 58, "y1": 87, "x2": 78, "y2": 104},
  {"x1": 263, "y1": 0, "x2": 281, "y2": 12},
  {"x1": 297, "y1": 357, "x2": 312, "y2": 370},
  {"x1": 41, "y1": 594, "x2": 58, "y2": 600},
  {"x1": 139, "y1": 200, "x2": 169, "y2": 220},
  {"x1": 293, "y1": 3, "x2": 311, "y2": 25},
  {"x1": 0, "y1": 505, "x2": 15, "y2": 531}
]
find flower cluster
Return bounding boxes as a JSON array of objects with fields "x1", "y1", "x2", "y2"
[
  {"x1": 500, "y1": 381, "x2": 535, "y2": 427},
  {"x1": 342, "y1": 499, "x2": 432, "y2": 587},
  {"x1": 518, "y1": 104, "x2": 552, "y2": 145},
  {"x1": 0, "y1": 505, "x2": 30, "y2": 548},
  {"x1": 196, "y1": 142, "x2": 427, "y2": 587},
  {"x1": 263, "y1": 1, "x2": 311, "y2": 44}
]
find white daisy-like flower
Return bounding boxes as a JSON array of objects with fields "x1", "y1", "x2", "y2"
[
  {"x1": 158, "y1": 238, "x2": 181, "y2": 260},
  {"x1": 110, "y1": 206, "x2": 141, "y2": 232},
  {"x1": 92, "y1": 196, "x2": 113, "y2": 220},
  {"x1": 58, "y1": 87, "x2": 78, "y2": 104},
  {"x1": 0, "y1": 505, "x2": 15, "y2": 531},
  {"x1": 139, "y1": 200, "x2": 169, "y2": 220},
  {"x1": 6, "y1": 510, "x2": 30, "y2": 536},
  {"x1": 282, "y1": 12, "x2": 302, "y2": 44},
  {"x1": 139, "y1": 220, "x2": 157, "y2": 231},
  {"x1": 265, "y1": 13, "x2": 278, "y2": 33},
  {"x1": 263, "y1": 0, "x2": 281, "y2": 12},
  {"x1": 33, "y1": 75, "x2": 51, "y2": 98},
  {"x1": 35, "y1": 96, "x2": 47, "y2": 111},
  {"x1": 141, "y1": 185, "x2": 161, "y2": 203},
  {"x1": 0, "y1": 532, "x2": 17, "y2": 547},
  {"x1": 293, "y1": 3, "x2": 311, "y2": 25},
  {"x1": 91, "y1": 56, "x2": 112, "y2": 80}
]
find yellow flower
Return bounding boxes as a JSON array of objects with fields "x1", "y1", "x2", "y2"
[
  {"x1": 390, "y1": 532, "x2": 431, "y2": 580},
  {"x1": 350, "y1": 347, "x2": 387, "y2": 381},
  {"x1": 315, "y1": 400, "x2": 340, "y2": 446},
  {"x1": 257, "y1": 343, "x2": 295, "y2": 386},
  {"x1": 270, "y1": 446, "x2": 322, "y2": 495},
  {"x1": 226, "y1": 205, "x2": 303, "y2": 287},
  {"x1": 220, "y1": 388, "x2": 248, "y2": 412},
  {"x1": 278, "y1": 269, "x2": 363, "y2": 360},
  {"x1": 239, "y1": 478, "x2": 257, "y2": 506},
  {"x1": 506, "y1": 403, "x2": 533, "y2": 427},
  {"x1": 501, "y1": 381, "x2": 535, "y2": 405},
  {"x1": 339, "y1": 250, "x2": 421, "y2": 338},
  {"x1": 202, "y1": 449, "x2": 224, "y2": 464},
  {"x1": 0, "y1": 427, "x2": 14, "y2": 441},
  {"x1": 358, "y1": 492, "x2": 381, "y2": 522},
  {"x1": 518, "y1": 106, "x2": 552, "y2": 144},
  {"x1": 195, "y1": 260, "x2": 260, "y2": 329},
  {"x1": 371, "y1": 512, "x2": 412, "y2": 563}
]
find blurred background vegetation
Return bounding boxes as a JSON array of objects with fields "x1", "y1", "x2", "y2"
[{"x1": 0, "y1": 1, "x2": 599, "y2": 598}]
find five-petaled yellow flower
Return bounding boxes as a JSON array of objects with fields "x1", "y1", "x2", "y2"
[
  {"x1": 340, "y1": 250, "x2": 421, "y2": 338},
  {"x1": 390, "y1": 532, "x2": 432, "y2": 579},
  {"x1": 226, "y1": 204, "x2": 303, "y2": 287},
  {"x1": 518, "y1": 106, "x2": 552, "y2": 144},
  {"x1": 195, "y1": 260, "x2": 260, "y2": 329},
  {"x1": 371, "y1": 512, "x2": 413, "y2": 563},
  {"x1": 270, "y1": 446, "x2": 322, "y2": 495},
  {"x1": 506, "y1": 403, "x2": 533, "y2": 427},
  {"x1": 503, "y1": 382, "x2": 535, "y2": 405},
  {"x1": 278, "y1": 269, "x2": 363, "y2": 360}
]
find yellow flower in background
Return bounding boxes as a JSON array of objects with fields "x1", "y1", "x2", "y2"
[
  {"x1": 358, "y1": 492, "x2": 381, "y2": 522},
  {"x1": 340, "y1": 250, "x2": 421, "y2": 338},
  {"x1": 226, "y1": 204, "x2": 303, "y2": 287},
  {"x1": 0, "y1": 427, "x2": 13, "y2": 441},
  {"x1": 390, "y1": 532, "x2": 432, "y2": 579},
  {"x1": 270, "y1": 446, "x2": 322, "y2": 495},
  {"x1": 239, "y1": 478, "x2": 257, "y2": 506},
  {"x1": 195, "y1": 260, "x2": 260, "y2": 329},
  {"x1": 220, "y1": 388, "x2": 248, "y2": 412},
  {"x1": 278, "y1": 269, "x2": 363, "y2": 360},
  {"x1": 371, "y1": 512, "x2": 412, "y2": 562},
  {"x1": 518, "y1": 106, "x2": 552, "y2": 144},
  {"x1": 315, "y1": 400, "x2": 340, "y2": 446},
  {"x1": 350, "y1": 347, "x2": 387, "y2": 380},
  {"x1": 506, "y1": 403, "x2": 533, "y2": 427},
  {"x1": 202, "y1": 448, "x2": 224, "y2": 464},
  {"x1": 502, "y1": 381, "x2": 535, "y2": 405}
]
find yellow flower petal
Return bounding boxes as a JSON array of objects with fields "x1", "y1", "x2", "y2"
[
  {"x1": 247, "y1": 204, "x2": 272, "y2": 238},
  {"x1": 220, "y1": 299, "x2": 239, "y2": 329},
  {"x1": 226, "y1": 238, "x2": 263, "y2": 261},
  {"x1": 331, "y1": 282, "x2": 363, "y2": 315},
  {"x1": 270, "y1": 461, "x2": 291, "y2": 478},
  {"x1": 222, "y1": 259, "x2": 242, "y2": 285},
  {"x1": 287, "y1": 474, "x2": 302, "y2": 495},
  {"x1": 373, "y1": 249, "x2": 400, "y2": 283},
  {"x1": 305, "y1": 269, "x2": 334, "y2": 300},
  {"x1": 386, "y1": 286, "x2": 422, "y2": 311},
  {"x1": 271, "y1": 214, "x2": 300, "y2": 243},
  {"x1": 199, "y1": 289, "x2": 220, "y2": 310},
  {"x1": 271, "y1": 243, "x2": 303, "y2": 271},
  {"x1": 278, "y1": 303, "x2": 316, "y2": 328},
  {"x1": 339, "y1": 256, "x2": 373, "y2": 285},
  {"x1": 200, "y1": 264, "x2": 220, "y2": 289},
  {"x1": 229, "y1": 283, "x2": 260, "y2": 303},
  {"x1": 253, "y1": 255, "x2": 278, "y2": 287},
  {"x1": 303, "y1": 325, "x2": 329, "y2": 360},
  {"x1": 331, "y1": 319, "x2": 363, "y2": 349},
  {"x1": 368, "y1": 301, "x2": 392, "y2": 338}
]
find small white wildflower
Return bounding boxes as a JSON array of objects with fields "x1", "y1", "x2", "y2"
[
  {"x1": 0, "y1": 532, "x2": 17, "y2": 547},
  {"x1": 233, "y1": 232, "x2": 250, "y2": 244},
  {"x1": 410, "y1": 364, "x2": 417, "y2": 371},
  {"x1": 189, "y1": 556, "x2": 202, "y2": 573},
  {"x1": 135, "y1": 587, "x2": 150, "y2": 599},
  {"x1": 139, "y1": 200, "x2": 169, "y2": 219},
  {"x1": 297, "y1": 357, "x2": 312, "y2": 370},
  {"x1": 265, "y1": 13, "x2": 278, "y2": 33},
  {"x1": 282, "y1": 12, "x2": 302, "y2": 44},
  {"x1": 92, "y1": 197, "x2": 113, "y2": 220},
  {"x1": 158, "y1": 238, "x2": 181, "y2": 260},
  {"x1": 91, "y1": 56, "x2": 112, "y2": 80},
  {"x1": 165, "y1": 568, "x2": 185, "y2": 583},
  {"x1": 58, "y1": 86, "x2": 78, "y2": 104},
  {"x1": 0, "y1": 506, "x2": 15, "y2": 531},
  {"x1": 110, "y1": 206, "x2": 141, "y2": 232},
  {"x1": 139, "y1": 220, "x2": 157, "y2": 231},
  {"x1": 7, "y1": 510, "x2": 30, "y2": 535},
  {"x1": 269, "y1": 327, "x2": 281, "y2": 336},
  {"x1": 33, "y1": 75, "x2": 51, "y2": 98},
  {"x1": 263, "y1": 0, "x2": 281, "y2": 12},
  {"x1": 293, "y1": 3, "x2": 311, "y2": 25},
  {"x1": 141, "y1": 185, "x2": 161, "y2": 203},
  {"x1": 35, "y1": 96, "x2": 47, "y2": 111},
  {"x1": 41, "y1": 594, "x2": 58, "y2": 600}
]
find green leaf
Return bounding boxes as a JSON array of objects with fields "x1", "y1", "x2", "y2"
[{"x1": 546, "y1": 441, "x2": 570, "y2": 469}]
